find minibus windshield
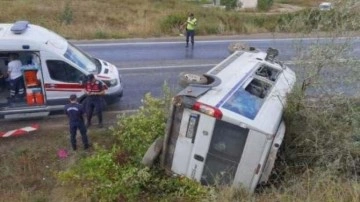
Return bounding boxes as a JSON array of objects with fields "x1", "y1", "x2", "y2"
[{"x1": 64, "y1": 43, "x2": 98, "y2": 73}]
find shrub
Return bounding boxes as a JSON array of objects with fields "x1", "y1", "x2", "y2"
[
  {"x1": 257, "y1": 0, "x2": 273, "y2": 11},
  {"x1": 59, "y1": 2, "x2": 73, "y2": 25},
  {"x1": 57, "y1": 84, "x2": 211, "y2": 201},
  {"x1": 94, "y1": 31, "x2": 109, "y2": 39},
  {"x1": 159, "y1": 13, "x2": 187, "y2": 34},
  {"x1": 221, "y1": 0, "x2": 238, "y2": 10},
  {"x1": 202, "y1": 23, "x2": 221, "y2": 35},
  {"x1": 282, "y1": 34, "x2": 360, "y2": 178}
]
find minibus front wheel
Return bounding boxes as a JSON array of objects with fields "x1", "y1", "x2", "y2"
[
  {"x1": 178, "y1": 72, "x2": 208, "y2": 88},
  {"x1": 141, "y1": 136, "x2": 164, "y2": 168}
]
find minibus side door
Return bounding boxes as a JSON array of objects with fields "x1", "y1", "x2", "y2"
[{"x1": 199, "y1": 120, "x2": 249, "y2": 186}]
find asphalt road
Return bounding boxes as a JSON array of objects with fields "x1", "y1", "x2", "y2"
[
  {"x1": 76, "y1": 36, "x2": 360, "y2": 111},
  {"x1": 0, "y1": 35, "x2": 358, "y2": 126}
]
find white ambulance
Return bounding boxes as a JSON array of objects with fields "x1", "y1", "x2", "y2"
[
  {"x1": 155, "y1": 47, "x2": 296, "y2": 192},
  {"x1": 0, "y1": 21, "x2": 123, "y2": 119}
]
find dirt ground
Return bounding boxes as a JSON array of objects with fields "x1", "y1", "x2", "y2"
[
  {"x1": 0, "y1": 110, "x2": 122, "y2": 133},
  {"x1": 0, "y1": 111, "x2": 127, "y2": 201},
  {"x1": 269, "y1": 3, "x2": 305, "y2": 13}
]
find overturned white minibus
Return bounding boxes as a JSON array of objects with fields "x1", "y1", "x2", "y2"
[{"x1": 154, "y1": 47, "x2": 296, "y2": 192}]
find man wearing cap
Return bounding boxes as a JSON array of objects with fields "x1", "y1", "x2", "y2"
[
  {"x1": 64, "y1": 94, "x2": 90, "y2": 150},
  {"x1": 85, "y1": 74, "x2": 105, "y2": 128}
]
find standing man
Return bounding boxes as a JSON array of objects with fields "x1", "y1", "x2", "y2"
[
  {"x1": 185, "y1": 13, "x2": 197, "y2": 48},
  {"x1": 7, "y1": 53, "x2": 24, "y2": 99},
  {"x1": 85, "y1": 74, "x2": 105, "y2": 128},
  {"x1": 64, "y1": 94, "x2": 90, "y2": 150}
]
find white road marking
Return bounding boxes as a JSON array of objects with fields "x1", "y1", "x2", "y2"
[
  {"x1": 120, "y1": 64, "x2": 217, "y2": 70},
  {"x1": 118, "y1": 59, "x2": 359, "y2": 71},
  {"x1": 119, "y1": 61, "x2": 299, "y2": 70},
  {"x1": 77, "y1": 37, "x2": 359, "y2": 47}
]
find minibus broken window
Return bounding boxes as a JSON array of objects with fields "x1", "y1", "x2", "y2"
[
  {"x1": 256, "y1": 65, "x2": 279, "y2": 82},
  {"x1": 222, "y1": 88, "x2": 263, "y2": 120},
  {"x1": 221, "y1": 78, "x2": 269, "y2": 119},
  {"x1": 245, "y1": 78, "x2": 271, "y2": 99}
]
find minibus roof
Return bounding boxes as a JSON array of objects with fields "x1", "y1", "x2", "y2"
[
  {"x1": 196, "y1": 50, "x2": 296, "y2": 135},
  {"x1": 0, "y1": 21, "x2": 68, "y2": 54}
]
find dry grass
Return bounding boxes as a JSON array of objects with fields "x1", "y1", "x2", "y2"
[
  {"x1": 0, "y1": 114, "x2": 119, "y2": 201},
  {"x1": 216, "y1": 176, "x2": 360, "y2": 202},
  {"x1": 275, "y1": 0, "x2": 323, "y2": 7},
  {"x1": 0, "y1": 128, "x2": 67, "y2": 201},
  {"x1": 0, "y1": 0, "x2": 193, "y2": 39},
  {"x1": 0, "y1": 0, "x2": 318, "y2": 39}
]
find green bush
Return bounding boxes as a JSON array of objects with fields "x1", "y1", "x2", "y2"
[
  {"x1": 257, "y1": 0, "x2": 273, "y2": 11},
  {"x1": 94, "y1": 31, "x2": 109, "y2": 39},
  {"x1": 57, "y1": 85, "x2": 211, "y2": 201},
  {"x1": 221, "y1": 0, "x2": 237, "y2": 10},
  {"x1": 276, "y1": 7, "x2": 360, "y2": 33},
  {"x1": 201, "y1": 23, "x2": 221, "y2": 35},
  {"x1": 113, "y1": 92, "x2": 169, "y2": 161},
  {"x1": 159, "y1": 13, "x2": 187, "y2": 34},
  {"x1": 284, "y1": 90, "x2": 360, "y2": 176},
  {"x1": 59, "y1": 2, "x2": 73, "y2": 25}
]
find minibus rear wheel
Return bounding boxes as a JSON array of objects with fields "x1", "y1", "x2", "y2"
[{"x1": 228, "y1": 42, "x2": 257, "y2": 54}]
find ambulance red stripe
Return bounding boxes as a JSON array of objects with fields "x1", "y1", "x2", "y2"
[{"x1": 44, "y1": 83, "x2": 84, "y2": 89}]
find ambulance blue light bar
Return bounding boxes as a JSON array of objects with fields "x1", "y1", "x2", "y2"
[{"x1": 11, "y1": 21, "x2": 29, "y2": 34}]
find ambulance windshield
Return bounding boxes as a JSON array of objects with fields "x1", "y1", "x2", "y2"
[{"x1": 64, "y1": 43, "x2": 98, "y2": 73}]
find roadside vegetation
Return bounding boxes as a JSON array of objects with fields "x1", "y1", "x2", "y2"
[
  {"x1": 57, "y1": 87, "x2": 215, "y2": 201},
  {"x1": 1, "y1": 0, "x2": 356, "y2": 39},
  {"x1": 1, "y1": 0, "x2": 360, "y2": 201}
]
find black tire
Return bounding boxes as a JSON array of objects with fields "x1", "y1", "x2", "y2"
[
  {"x1": 178, "y1": 72, "x2": 208, "y2": 88},
  {"x1": 141, "y1": 136, "x2": 164, "y2": 167}
]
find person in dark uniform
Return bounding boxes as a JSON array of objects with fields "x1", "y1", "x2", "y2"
[
  {"x1": 64, "y1": 94, "x2": 90, "y2": 150},
  {"x1": 0, "y1": 72, "x2": 6, "y2": 92},
  {"x1": 85, "y1": 74, "x2": 105, "y2": 128}
]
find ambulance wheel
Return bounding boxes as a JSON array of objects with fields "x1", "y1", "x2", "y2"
[
  {"x1": 141, "y1": 136, "x2": 164, "y2": 167},
  {"x1": 179, "y1": 72, "x2": 208, "y2": 88}
]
